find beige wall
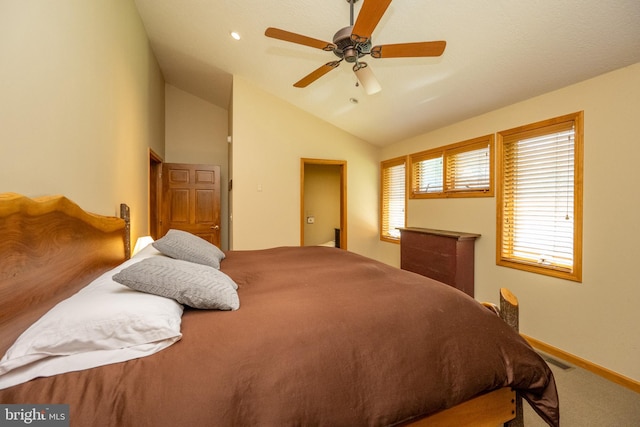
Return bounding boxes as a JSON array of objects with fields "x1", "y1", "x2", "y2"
[
  {"x1": 230, "y1": 77, "x2": 380, "y2": 258},
  {"x1": 379, "y1": 63, "x2": 640, "y2": 382},
  {"x1": 0, "y1": 0, "x2": 165, "y2": 244},
  {"x1": 164, "y1": 84, "x2": 230, "y2": 249}
]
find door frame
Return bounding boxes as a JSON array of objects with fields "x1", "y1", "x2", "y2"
[
  {"x1": 300, "y1": 158, "x2": 347, "y2": 249},
  {"x1": 149, "y1": 149, "x2": 163, "y2": 240}
]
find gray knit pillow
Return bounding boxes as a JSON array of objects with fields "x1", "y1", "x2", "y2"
[
  {"x1": 153, "y1": 229, "x2": 225, "y2": 269},
  {"x1": 113, "y1": 257, "x2": 239, "y2": 310}
]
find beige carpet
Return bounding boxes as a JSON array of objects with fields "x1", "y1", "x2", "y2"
[{"x1": 523, "y1": 353, "x2": 640, "y2": 426}]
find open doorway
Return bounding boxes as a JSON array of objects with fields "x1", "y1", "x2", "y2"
[{"x1": 300, "y1": 158, "x2": 347, "y2": 249}]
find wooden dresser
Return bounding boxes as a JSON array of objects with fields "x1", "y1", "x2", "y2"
[{"x1": 399, "y1": 228, "x2": 480, "y2": 297}]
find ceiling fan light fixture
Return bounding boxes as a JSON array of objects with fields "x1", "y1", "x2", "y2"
[
  {"x1": 343, "y1": 47, "x2": 359, "y2": 63},
  {"x1": 353, "y1": 62, "x2": 381, "y2": 95}
]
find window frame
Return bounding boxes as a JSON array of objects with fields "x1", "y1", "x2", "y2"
[
  {"x1": 380, "y1": 156, "x2": 408, "y2": 243},
  {"x1": 496, "y1": 111, "x2": 584, "y2": 282},
  {"x1": 409, "y1": 134, "x2": 495, "y2": 199}
]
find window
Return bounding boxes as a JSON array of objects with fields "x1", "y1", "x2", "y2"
[
  {"x1": 380, "y1": 156, "x2": 407, "y2": 243},
  {"x1": 410, "y1": 135, "x2": 494, "y2": 198},
  {"x1": 497, "y1": 112, "x2": 583, "y2": 281}
]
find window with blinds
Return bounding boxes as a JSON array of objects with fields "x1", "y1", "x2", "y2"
[
  {"x1": 380, "y1": 157, "x2": 407, "y2": 242},
  {"x1": 412, "y1": 153, "x2": 443, "y2": 194},
  {"x1": 410, "y1": 135, "x2": 494, "y2": 198},
  {"x1": 497, "y1": 112, "x2": 583, "y2": 282}
]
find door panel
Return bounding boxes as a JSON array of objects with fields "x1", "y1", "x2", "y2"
[
  {"x1": 161, "y1": 163, "x2": 221, "y2": 246},
  {"x1": 169, "y1": 190, "x2": 189, "y2": 223},
  {"x1": 195, "y1": 190, "x2": 215, "y2": 222}
]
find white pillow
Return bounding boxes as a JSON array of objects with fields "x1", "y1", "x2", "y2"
[{"x1": 0, "y1": 248, "x2": 183, "y2": 390}]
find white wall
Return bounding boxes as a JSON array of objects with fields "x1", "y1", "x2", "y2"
[
  {"x1": 230, "y1": 77, "x2": 380, "y2": 258},
  {"x1": 0, "y1": 0, "x2": 165, "y2": 243},
  {"x1": 379, "y1": 63, "x2": 640, "y2": 382},
  {"x1": 164, "y1": 84, "x2": 230, "y2": 249}
]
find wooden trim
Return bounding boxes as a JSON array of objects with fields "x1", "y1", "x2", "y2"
[
  {"x1": 572, "y1": 111, "x2": 584, "y2": 282},
  {"x1": 148, "y1": 148, "x2": 163, "y2": 240},
  {"x1": 404, "y1": 387, "x2": 516, "y2": 427},
  {"x1": 523, "y1": 335, "x2": 640, "y2": 394}
]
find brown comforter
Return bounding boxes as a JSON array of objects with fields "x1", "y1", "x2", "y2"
[{"x1": 0, "y1": 246, "x2": 559, "y2": 426}]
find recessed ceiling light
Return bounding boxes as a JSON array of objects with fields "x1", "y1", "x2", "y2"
[
  {"x1": 230, "y1": 31, "x2": 241, "y2": 40},
  {"x1": 349, "y1": 97, "x2": 359, "y2": 104}
]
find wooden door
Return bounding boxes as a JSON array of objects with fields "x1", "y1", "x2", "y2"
[{"x1": 161, "y1": 163, "x2": 221, "y2": 246}]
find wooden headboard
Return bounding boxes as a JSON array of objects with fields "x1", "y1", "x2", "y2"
[{"x1": 0, "y1": 193, "x2": 130, "y2": 355}]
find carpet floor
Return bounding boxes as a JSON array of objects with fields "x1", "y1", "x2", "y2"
[{"x1": 523, "y1": 353, "x2": 640, "y2": 426}]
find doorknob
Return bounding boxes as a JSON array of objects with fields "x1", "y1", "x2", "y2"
[{"x1": 211, "y1": 225, "x2": 220, "y2": 230}]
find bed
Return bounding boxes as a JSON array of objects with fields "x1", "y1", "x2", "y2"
[{"x1": 0, "y1": 193, "x2": 559, "y2": 426}]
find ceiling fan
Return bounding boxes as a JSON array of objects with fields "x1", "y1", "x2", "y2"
[{"x1": 265, "y1": 0, "x2": 446, "y2": 95}]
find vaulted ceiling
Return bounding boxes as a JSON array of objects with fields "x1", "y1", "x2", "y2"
[{"x1": 134, "y1": 0, "x2": 640, "y2": 146}]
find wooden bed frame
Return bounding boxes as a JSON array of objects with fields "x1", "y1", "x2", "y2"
[
  {"x1": 0, "y1": 193, "x2": 130, "y2": 356},
  {"x1": 0, "y1": 193, "x2": 523, "y2": 426}
]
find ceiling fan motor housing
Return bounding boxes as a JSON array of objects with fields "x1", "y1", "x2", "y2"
[{"x1": 333, "y1": 26, "x2": 371, "y2": 63}]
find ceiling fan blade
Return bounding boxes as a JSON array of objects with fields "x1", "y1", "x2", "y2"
[
  {"x1": 351, "y1": 0, "x2": 392, "y2": 43},
  {"x1": 371, "y1": 41, "x2": 446, "y2": 58},
  {"x1": 293, "y1": 61, "x2": 340, "y2": 88},
  {"x1": 265, "y1": 27, "x2": 336, "y2": 51},
  {"x1": 353, "y1": 63, "x2": 382, "y2": 95}
]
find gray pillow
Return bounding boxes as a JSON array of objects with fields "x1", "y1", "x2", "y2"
[
  {"x1": 113, "y1": 256, "x2": 239, "y2": 310},
  {"x1": 153, "y1": 229, "x2": 225, "y2": 269}
]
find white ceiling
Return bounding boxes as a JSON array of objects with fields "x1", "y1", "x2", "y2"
[{"x1": 133, "y1": 0, "x2": 640, "y2": 146}]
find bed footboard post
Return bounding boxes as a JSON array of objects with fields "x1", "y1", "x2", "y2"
[
  {"x1": 500, "y1": 288, "x2": 524, "y2": 427},
  {"x1": 499, "y1": 288, "x2": 519, "y2": 331}
]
